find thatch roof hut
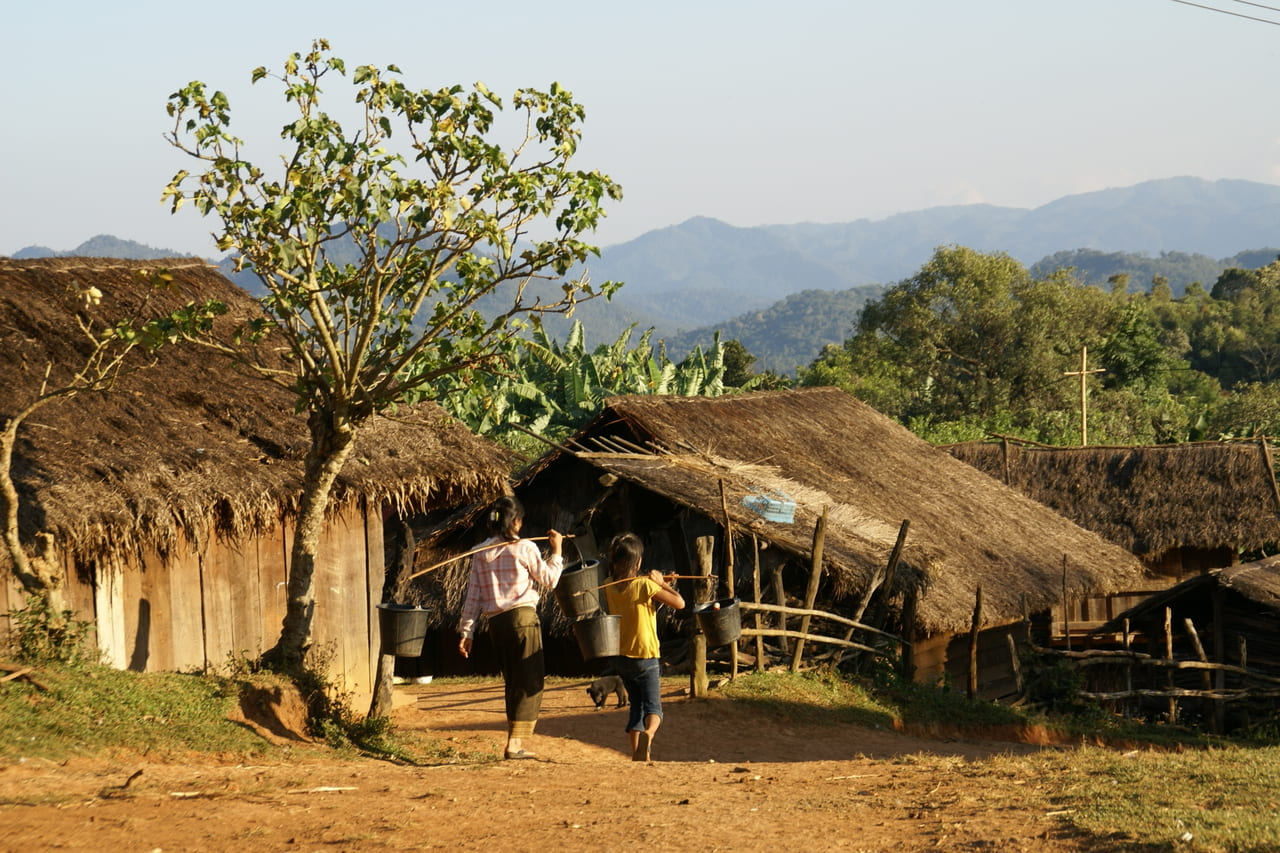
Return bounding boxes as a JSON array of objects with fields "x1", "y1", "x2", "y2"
[
  {"x1": 1090, "y1": 557, "x2": 1280, "y2": 730},
  {"x1": 0, "y1": 257, "x2": 510, "y2": 691},
  {"x1": 944, "y1": 440, "x2": 1280, "y2": 574},
  {"x1": 487, "y1": 388, "x2": 1150, "y2": 694}
]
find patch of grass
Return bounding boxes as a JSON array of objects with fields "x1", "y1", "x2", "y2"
[
  {"x1": 990, "y1": 746, "x2": 1280, "y2": 853},
  {"x1": 717, "y1": 670, "x2": 899, "y2": 729},
  {"x1": 0, "y1": 661, "x2": 285, "y2": 761},
  {"x1": 717, "y1": 669, "x2": 1028, "y2": 730}
]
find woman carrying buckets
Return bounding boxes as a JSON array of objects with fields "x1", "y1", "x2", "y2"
[
  {"x1": 457, "y1": 495, "x2": 564, "y2": 760},
  {"x1": 603, "y1": 532, "x2": 685, "y2": 762}
]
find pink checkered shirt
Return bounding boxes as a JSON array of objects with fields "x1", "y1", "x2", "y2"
[{"x1": 457, "y1": 537, "x2": 564, "y2": 638}]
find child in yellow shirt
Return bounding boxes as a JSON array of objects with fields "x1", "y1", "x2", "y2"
[{"x1": 603, "y1": 532, "x2": 685, "y2": 761}]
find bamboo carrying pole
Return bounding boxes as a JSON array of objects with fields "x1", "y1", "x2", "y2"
[
  {"x1": 407, "y1": 535, "x2": 575, "y2": 581},
  {"x1": 572, "y1": 574, "x2": 716, "y2": 595}
]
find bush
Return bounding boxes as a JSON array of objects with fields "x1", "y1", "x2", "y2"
[{"x1": 7, "y1": 592, "x2": 95, "y2": 666}]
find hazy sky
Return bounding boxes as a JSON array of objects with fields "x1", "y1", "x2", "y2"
[{"x1": 4, "y1": 0, "x2": 1279, "y2": 258}]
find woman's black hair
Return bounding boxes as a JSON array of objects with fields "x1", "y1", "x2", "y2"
[
  {"x1": 486, "y1": 495, "x2": 524, "y2": 542},
  {"x1": 607, "y1": 532, "x2": 644, "y2": 581}
]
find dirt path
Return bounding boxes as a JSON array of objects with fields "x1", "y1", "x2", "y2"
[{"x1": 0, "y1": 678, "x2": 1125, "y2": 852}]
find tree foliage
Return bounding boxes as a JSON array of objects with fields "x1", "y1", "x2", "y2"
[
  {"x1": 800, "y1": 246, "x2": 1280, "y2": 445},
  {"x1": 163, "y1": 40, "x2": 621, "y2": 665}
]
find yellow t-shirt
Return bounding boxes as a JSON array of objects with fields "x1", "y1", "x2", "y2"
[{"x1": 605, "y1": 576, "x2": 662, "y2": 659}]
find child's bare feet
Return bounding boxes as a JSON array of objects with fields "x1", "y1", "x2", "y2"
[{"x1": 632, "y1": 731, "x2": 651, "y2": 762}]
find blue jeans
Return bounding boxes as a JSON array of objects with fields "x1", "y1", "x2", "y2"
[{"x1": 613, "y1": 656, "x2": 662, "y2": 733}]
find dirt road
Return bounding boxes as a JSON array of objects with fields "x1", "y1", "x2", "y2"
[{"x1": 0, "y1": 678, "x2": 1132, "y2": 852}]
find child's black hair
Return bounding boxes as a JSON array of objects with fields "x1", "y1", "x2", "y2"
[
  {"x1": 607, "y1": 532, "x2": 644, "y2": 581},
  {"x1": 486, "y1": 494, "x2": 524, "y2": 542}
]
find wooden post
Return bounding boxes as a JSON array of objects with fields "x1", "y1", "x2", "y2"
[
  {"x1": 1260, "y1": 436, "x2": 1280, "y2": 513},
  {"x1": 691, "y1": 535, "x2": 714, "y2": 699},
  {"x1": 751, "y1": 536, "x2": 764, "y2": 673},
  {"x1": 369, "y1": 518, "x2": 413, "y2": 720},
  {"x1": 771, "y1": 560, "x2": 788, "y2": 655},
  {"x1": 1061, "y1": 556, "x2": 1071, "y2": 652},
  {"x1": 837, "y1": 519, "x2": 909, "y2": 668},
  {"x1": 1183, "y1": 617, "x2": 1218, "y2": 734},
  {"x1": 718, "y1": 479, "x2": 738, "y2": 680},
  {"x1": 967, "y1": 586, "x2": 982, "y2": 699},
  {"x1": 1212, "y1": 584, "x2": 1226, "y2": 733},
  {"x1": 790, "y1": 507, "x2": 827, "y2": 672},
  {"x1": 1063, "y1": 345, "x2": 1104, "y2": 446},
  {"x1": 1164, "y1": 606, "x2": 1177, "y2": 724},
  {"x1": 898, "y1": 587, "x2": 918, "y2": 680},
  {"x1": 1123, "y1": 619, "x2": 1132, "y2": 719},
  {"x1": 1006, "y1": 632, "x2": 1023, "y2": 697}
]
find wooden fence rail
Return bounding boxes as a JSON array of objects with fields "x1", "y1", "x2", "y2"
[
  {"x1": 737, "y1": 628, "x2": 892, "y2": 659},
  {"x1": 737, "y1": 601, "x2": 906, "y2": 645}
]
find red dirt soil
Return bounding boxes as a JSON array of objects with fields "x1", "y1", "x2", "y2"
[{"x1": 0, "y1": 678, "x2": 1133, "y2": 852}]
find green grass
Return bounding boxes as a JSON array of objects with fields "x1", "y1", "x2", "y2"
[{"x1": 0, "y1": 661, "x2": 307, "y2": 762}]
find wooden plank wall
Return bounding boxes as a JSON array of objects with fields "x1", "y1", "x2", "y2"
[
  {"x1": 364, "y1": 502, "x2": 385, "y2": 691},
  {"x1": 2, "y1": 503, "x2": 381, "y2": 692},
  {"x1": 911, "y1": 624, "x2": 1024, "y2": 701},
  {"x1": 0, "y1": 563, "x2": 20, "y2": 653},
  {"x1": 94, "y1": 554, "x2": 128, "y2": 669}
]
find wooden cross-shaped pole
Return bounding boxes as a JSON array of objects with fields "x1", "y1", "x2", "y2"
[{"x1": 1063, "y1": 345, "x2": 1105, "y2": 446}]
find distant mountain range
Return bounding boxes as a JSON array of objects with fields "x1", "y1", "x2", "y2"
[{"x1": 11, "y1": 176, "x2": 1280, "y2": 374}]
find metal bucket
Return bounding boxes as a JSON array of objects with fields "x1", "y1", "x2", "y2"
[
  {"x1": 555, "y1": 559, "x2": 603, "y2": 619},
  {"x1": 571, "y1": 613, "x2": 621, "y2": 660},
  {"x1": 376, "y1": 603, "x2": 430, "y2": 657},
  {"x1": 693, "y1": 598, "x2": 741, "y2": 648}
]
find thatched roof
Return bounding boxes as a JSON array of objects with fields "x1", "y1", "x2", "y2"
[
  {"x1": 1096, "y1": 556, "x2": 1280, "y2": 633},
  {"x1": 0, "y1": 257, "x2": 511, "y2": 568},
  {"x1": 521, "y1": 388, "x2": 1149, "y2": 636},
  {"x1": 1217, "y1": 557, "x2": 1280, "y2": 606},
  {"x1": 944, "y1": 440, "x2": 1280, "y2": 558}
]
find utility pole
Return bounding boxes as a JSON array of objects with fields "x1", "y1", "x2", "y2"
[{"x1": 1063, "y1": 346, "x2": 1105, "y2": 446}]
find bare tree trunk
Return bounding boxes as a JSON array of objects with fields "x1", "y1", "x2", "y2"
[
  {"x1": 272, "y1": 411, "x2": 357, "y2": 669},
  {"x1": 0, "y1": 417, "x2": 65, "y2": 608}
]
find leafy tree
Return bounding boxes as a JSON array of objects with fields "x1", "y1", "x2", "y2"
[
  {"x1": 1207, "y1": 381, "x2": 1280, "y2": 438},
  {"x1": 1098, "y1": 302, "x2": 1169, "y2": 390},
  {"x1": 163, "y1": 41, "x2": 621, "y2": 667},
  {"x1": 800, "y1": 245, "x2": 1230, "y2": 445},
  {"x1": 720, "y1": 338, "x2": 756, "y2": 388},
  {"x1": 1211, "y1": 261, "x2": 1280, "y2": 386},
  {"x1": 802, "y1": 247, "x2": 1121, "y2": 435}
]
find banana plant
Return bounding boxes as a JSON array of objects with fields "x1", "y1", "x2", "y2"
[{"x1": 438, "y1": 319, "x2": 754, "y2": 450}]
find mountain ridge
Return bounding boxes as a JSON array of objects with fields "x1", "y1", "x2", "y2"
[{"x1": 10, "y1": 176, "x2": 1280, "y2": 374}]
